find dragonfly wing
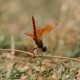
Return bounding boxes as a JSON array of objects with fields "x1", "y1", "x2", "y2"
[
  {"x1": 25, "y1": 33, "x2": 34, "y2": 38},
  {"x1": 36, "y1": 24, "x2": 55, "y2": 39},
  {"x1": 42, "y1": 24, "x2": 53, "y2": 37},
  {"x1": 36, "y1": 28, "x2": 43, "y2": 40}
]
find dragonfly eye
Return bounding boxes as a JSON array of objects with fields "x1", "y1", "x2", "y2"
[{"x1": 42, "y1": 46, "x2": 47, "y2": 52}]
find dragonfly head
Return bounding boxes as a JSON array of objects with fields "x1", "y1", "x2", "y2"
[{"x1": 42, "y1": 46, "x2": 47, "y2": 52}]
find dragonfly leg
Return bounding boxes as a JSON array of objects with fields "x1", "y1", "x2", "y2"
[
  {"x1": 37, "y1": 48, "x2": 40, "y2": 55},
  {"x1": 33, "y1": 47, "x2": 43, "y2": 55},
  {"x1": 39, "y1": 49, "x2": 43, "y2": 55},
  {"x1": 33, "y1": 47, "x2": 40, "y2": 55},
  {"x1": 33, "y1": 47, "x2": 38, "y2": 51},
  {"x1": 37, "y1": 48, "x2": 43, "y2": 56}
]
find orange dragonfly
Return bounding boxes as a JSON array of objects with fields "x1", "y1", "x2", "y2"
[{"x1": 25, "y1": 16, "x2": 57, "y2": 55}]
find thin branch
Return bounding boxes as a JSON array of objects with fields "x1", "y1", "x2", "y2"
[
  {"x1": 0, "y1": 49, "x2": 33, "y2": 56},
  {"x1": 36, "y1": 55, "x2": 80, "y2": 62},
  {"x1": 0, "y1": 48, "x2": 80, "y2": 62}
]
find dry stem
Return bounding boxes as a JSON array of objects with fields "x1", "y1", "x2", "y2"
[{"x1": 0, "y1": 48, "x2": 80, "y2": 62}]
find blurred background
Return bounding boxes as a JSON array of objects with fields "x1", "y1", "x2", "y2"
[{"x1": 0, "y1": 0, "x2": 80, "y2": 57}]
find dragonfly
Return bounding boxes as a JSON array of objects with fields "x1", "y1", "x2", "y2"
[{"x1": 25, "y1": 16, "x2": 57, "y2": 55}]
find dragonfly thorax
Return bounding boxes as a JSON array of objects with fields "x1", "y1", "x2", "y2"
[{"x1": 34, "y1": 38, "x2": 47, "y2": 52}]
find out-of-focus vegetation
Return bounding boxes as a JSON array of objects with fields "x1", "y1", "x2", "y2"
[
  {"x1": 0, "y1": 57, "x2": 80, "y2": 80},
  {"x1": 0, "y1": 0, "x2": 80, "y2": 56},
  {"x1": 0, "y1": 0, "x2": 80, "y2": 80}
]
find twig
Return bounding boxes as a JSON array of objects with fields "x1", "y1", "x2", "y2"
[
  {"x1": 0, "y1": 48, "x2": 80, "y2": 62},
  {"x1": 0, "y1": 48, "x2": 33, "y2": 56},
  {"x1": 36, "y1": 55, "x2": 80, "y2": 62}
]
